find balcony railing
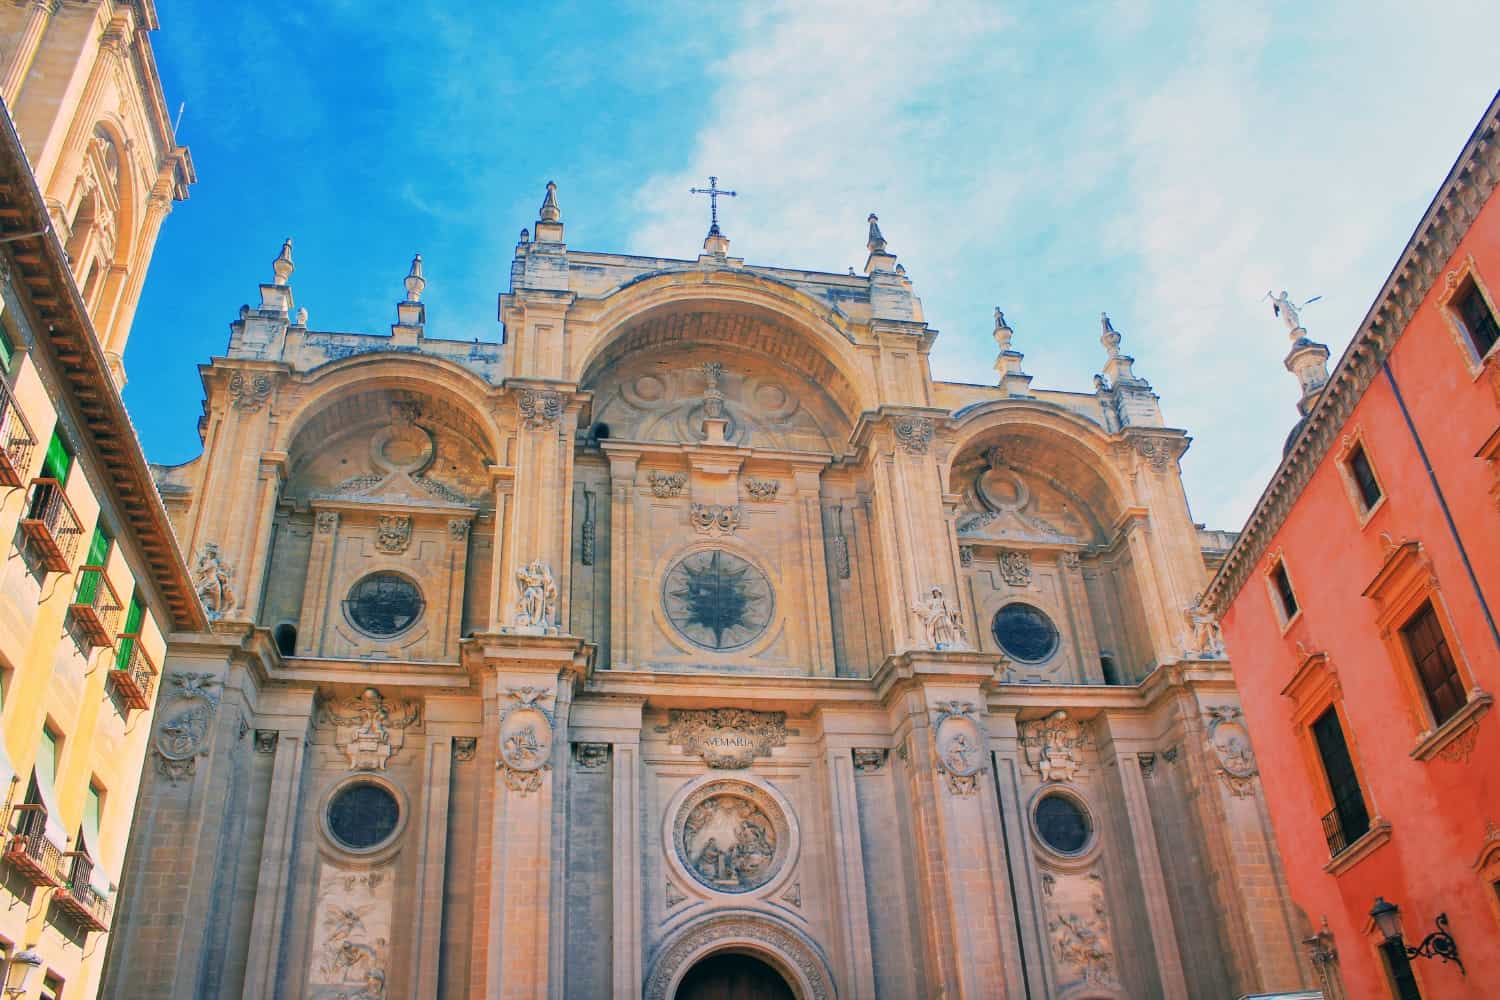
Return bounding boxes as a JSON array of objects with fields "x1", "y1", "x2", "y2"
[
  {"x1": 107, "y1": 635, "x2": 156, "y2": 711},
  {"x1": 1322, "y1": 796, "x2": 1371, "y2": 858},
  {"x1": 56, "y1": 853, "x2": 112, "y2": 931},
  {"x1": 2, "y1": 804, "x2": 62, "y2": 887},
  {"x1": 0, "y1": 377, "x2": 36, "y2": 488},
  {"x1": 67, "y1": 565, "x2": 122, "y2": 648},
  {"x1": 19, "y1": 477, "x2": 82, "y2": 573}
]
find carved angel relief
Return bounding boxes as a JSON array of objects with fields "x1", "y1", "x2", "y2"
[
  {"x1": 1046, "y1": 870, "x2": 1118, "y2": 990},
  {"x1": 1020, "y1": 709, "x2": 1088, "y2": 783},
  {"x1": 933, "y1": 701, "x2": 986, "y2": 795},
  {"x1": 1204, "y1": 705, "x2": 1259, "y2": 797},
  {"x1": 319, "y1": 687, "x2": 421, "y2": 771}
]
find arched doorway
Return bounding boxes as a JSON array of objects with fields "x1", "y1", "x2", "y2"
[{"x1": 674, "y1": 951, "x2": 796, "y2": 1000}]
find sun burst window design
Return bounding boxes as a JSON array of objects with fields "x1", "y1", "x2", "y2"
[{"x1": 663, "y1": 549, "x2": 774, "y2": 652}]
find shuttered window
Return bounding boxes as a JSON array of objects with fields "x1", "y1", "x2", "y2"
[
  {"x1": 76, "y1": 523, "x2": 112, "y2": 604},
  {"x1": 115, "y1": 592, "x2": 145, "y2": 670},
  {"x1": 1400, "y1": 601, "x2": 1465, "y2": 726},
  {"x1": 1312, "y1": 708, "x2": 1369, "y2": 853},
  {"x1": 41, "y1": 427, "x2": 72, "y2": 485}
]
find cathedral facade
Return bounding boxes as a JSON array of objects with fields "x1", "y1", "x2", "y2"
[{"x1": 106, "y1": 192, "x2": 1316, "y2": 999}]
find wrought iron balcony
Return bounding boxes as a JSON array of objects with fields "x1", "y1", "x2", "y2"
[
  {"x1": 107, "y1": 635, "x2": 156, "y2": 711},
  {"x1": 18, "y1": 477, "x2": 82, "y2": 573},
  {"x1": 2, "y1": 804, "x2": 62, "y2": 887},
  {"x1": 67, "y1": 565, "x2": 122, "y2": 648},
  {"x1": 1322, "y1": 796, "x2": 1371, "y2": 858},
  {"x1": 0, "y1": 376, "x2": 36, "y2": 488},
  {"x1": 56, "y1": 853, "x2": 112, "y2": 932}
]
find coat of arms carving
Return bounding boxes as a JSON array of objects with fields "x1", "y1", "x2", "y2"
[
  {"x1": 499, "y1": 686, "x2": 555, "y2": 794},
  {"x1": 1204, "y1": 704, "x2": 1259, "y2": 797},
  {"x1": 375, "y1": 515, "x2": 413, "y2": 554},
  {"x1": 662, "y1": 708, "x2": 788, "y2": 769},
  {"x1": 933, "y1": 701, "x2": 985, "y2": 795},
  {"x1": 152, "y1": 672, "x2": 223, "y2": 784},
  {"x1": 318, "y1": 687, "x2": 421, "y2": 771},
  {"x1": 1020, "y1": 709, "x2": 1088, "y2": 782}
]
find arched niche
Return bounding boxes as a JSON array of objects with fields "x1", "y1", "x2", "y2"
[{"x1": 946, "y1": 404, "x2": 1155, "y2": 684}]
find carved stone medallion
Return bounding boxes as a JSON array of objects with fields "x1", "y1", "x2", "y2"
[
  {"x1": 893, "y1": 415, "x2": 934, "y2": 454},
  {"x1": 152, "y1": 672, "x2": 222, "y2": 785},
  {"x1": 933, "y1": 701, "x2": 985, "y2": 795},
  {"x1": 662, "y1": 550, "x2": 774, "y2": 652},
  {"x1": 499, "y1": 687, "x2": 554, "y2": 794},
  {"x1": 517, "y1": 387, "x2": 562, "y2": 429},
  {"x1": 227, "y1": 371, "x2": 272, "y2": 411},
  {"x1": 673, "y1": 780, "x2": 790, "y2": 894},
  {"x1": 1204, "y1": 705, "x2": 1259, "y2": 797},
  {"x1": 663, "y1": 708, "x2": 788, "y2": 769}
]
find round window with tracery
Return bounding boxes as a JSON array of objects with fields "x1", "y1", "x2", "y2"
[
  {"x1": 344, "y1": 572, "x2": 424, "y2": 637},
  {"x1": 326, "y1": 782, "x2": 401, "y2": 851},
  {"x1": 662, "y1": 549, "x2": 774, "y2": 652},
  {"x1": 991, "y1": 602, "x2": 1060, "y2": 662}
]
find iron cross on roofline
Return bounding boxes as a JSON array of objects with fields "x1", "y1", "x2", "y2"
[{"x1": 690, "y1": 176, "x2": 736, "y2": 236}]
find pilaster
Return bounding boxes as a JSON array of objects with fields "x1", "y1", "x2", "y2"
[
  {"x1": 0, "y1": 1, "x2": 59, "y2": 107},
  {"x1": 411, "y1": 734, "x2": 455, "y2": 999}
]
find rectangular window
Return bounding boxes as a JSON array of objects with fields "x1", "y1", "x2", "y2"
[
  {"x1": 40, "y1": 427, "x2": 72, "y2": 485},
  {"x1": 0, "y1": 320, "x2": 15, "y2": 374},
  {"x1": 83, "y1": 782, "x2": 103, "y2": 847},
  {"x1": 1400, "y1": 601, "x2": 1465, "y2": 726},
  {"x1": 75, "y1": 522, "x2": 113, "y2": 605},
  {"x1": 1381, "y1": 940, "x2": 1422, "y2": 999},
  {"x1": 1456, "y1": 279, "x2": 1500, "y2": 358},
  {"x1": 1271, "y1": 561, "x2": 1299, "y2": 620},
  {"x1": 1312, "y1": 707, "x2": 1370, "y2": 854},
  {"x1": 36, "y1": 726, "x2": 58, "y2": 793},
  {"x1": 41, "y1": 973, "x2": 62, "y2": 1000},
  {"x1": 115, "y1": 591, "x2": 145, "y2": 670},
  {"x1": 1347, "y1": 443, "x2": 1383, "y2": 511}
]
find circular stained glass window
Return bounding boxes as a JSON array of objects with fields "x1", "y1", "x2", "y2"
[
  {"x1": 662, "y1": 549, "x2": 774, "y2": 652},
  {"x1": 1034, "y1": 793, "x2": 1092, "y2": 855},
  {"x1": 344, "y1": 572, "x2": 424, "y2": 637},
  {"x1": 991, "y1": 602, "x2": 1059, "y2": 662},
  {"x1": 327, "y1": 782, "x2": 400, "y2": 851}
]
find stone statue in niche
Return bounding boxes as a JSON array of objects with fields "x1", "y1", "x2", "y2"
[
  {"x1": 193, "y1": 542, "x2": 237, "y2": 618},
  {"x1": 1019, "y1": 709, "x2": 1087, "y2": 782},
  {"x1": 1184, "y1": 594, "x2": 1226, "y2": 657},
  {"x1": 319, "y1": 687, "x2": 421, "y2": 771},
  {"x1": 912, "y1": 585, "x2": 969, "y2": 650},
  {"x1": 511, "y1": 560, "x2": 558, "y2": 633}
]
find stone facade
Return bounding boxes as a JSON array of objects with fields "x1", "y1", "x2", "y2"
[{"x1": 106, "y1": 193, "x2": 1316, "y2": 998}]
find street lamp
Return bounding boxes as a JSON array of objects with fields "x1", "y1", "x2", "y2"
[
  {"x1": 1369, "y1": 897, "x2": 1465, "y2": 975},
  {"x1": 2, "y1": 949, "x2": 42, "y2": 998}
]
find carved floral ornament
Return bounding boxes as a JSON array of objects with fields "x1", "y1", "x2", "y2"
[
  {"x1": 997, "y1": 548, "x2": 1031, "y2": 587},
  {"x1": 1019, "y1": 709, "x2": 1088, "y2": 783},
  {"x1": 744, "y1": 478, "x2": 780, "y2": 501},
  {"x1": 1204, "y1": 704, "x2": 1259, "y2": 797},
  {"x1": 932, "y1": 700, "x2": 986, "y2": 795},
  {"x1": 318, "y1": 687, "x2": 421, "y2": 771},
  {"x1": 227, "y1": 370, "x2": 273, "y2": 412},
  {"x1": 662, "y1": 708, "x2": 788, "y2": 769},
  {"x1": 375, "y1": 515, "x2": 412, "y2": 554},
  {"x1": 690, "y1": 503, "x2": 742, "y2": 536},
  {"x1": 892, "y1": 415, "x2": 934, "y2": 455},
  {"x1": 498, "y1": 686, "x2": 555, "y2": 794},
  {"x1": 152, "y1": 672, "x2": 223, "y2": 784},
  {"x1": 516, "y1": 387, "x2": 563, "y2": 429},
  {"x1": 649, "y1": 471, "x2": 687, "y2": 497}
]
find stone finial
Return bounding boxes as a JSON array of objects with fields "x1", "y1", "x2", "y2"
[
  {"x1": 539, "y1": 180, "x2": 561, "y2": 223},
  {"x1": 1285, "y1": 336, "x2": 1331, "y2": 417},
  {"x1": 519, "y1": 227, "x2": 530, "y2": 244},
  {"x1": 295, "y1": 306, "x2": 308, "y2": 326},
  {"x1": 993, "y1": 308, "x2": 1013, "y2": 351},
  {"x1": 1099, "y1": 312, "x2": 1121, "y2": 357},
  {"x1": 1099, "y1": 311, "x2": 1141, "y2": 383},
  {"x1": 866, "y1": 213, "x2": 887, "y2": 254},
  {"x1": 404, "y1": 253, "x2": 425, "y2": 302},
  {"x1": 271, "y1": 238, "x2": 294, "y2": 285},
  {"x1": 993, "y1": 307, "x2": 1030, "y2": 394}
]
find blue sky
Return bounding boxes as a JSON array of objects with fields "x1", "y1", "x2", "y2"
[{"x1": 126, "y1": 1, "x2": 1500, "y2": 531}]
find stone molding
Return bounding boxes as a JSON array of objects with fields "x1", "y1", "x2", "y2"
[
  {"x1": 643, "y1": 911, "x2": 835, "y2": 1000},
  {"x1": 1207, "y1": 101, "x2": 1500, "y2": 612}
]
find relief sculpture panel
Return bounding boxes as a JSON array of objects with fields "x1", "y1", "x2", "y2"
[
  {"x1": 308, "y1": 864, "x2": 394, "y2": 999},
  {"x1": 672, "y1": 780, "x2": 791, "y2": 894}
]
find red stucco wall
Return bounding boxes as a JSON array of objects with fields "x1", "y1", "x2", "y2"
[{"x1": 1220, "y1": 185, "x2": 1500, "y2": 998}]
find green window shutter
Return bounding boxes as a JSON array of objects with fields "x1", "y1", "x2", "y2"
[
  {"x1": 115, "y1": 593, "x2": 144, "y2": 670},
  {"x1": 0, "y1": 323, "x2": 14, "y2": 374},
  {"x1": 76, "y1": 523, "x2": 112, "y2": 604},
  {"x1": 83, "y1": 784, "x2": 102, "y2": 846},
  {"x1": 41, "y1": 428, "x2": 72, "y2": 484}
]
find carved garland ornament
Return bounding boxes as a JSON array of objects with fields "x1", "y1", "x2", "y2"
[
  {"x1": 745, "y1": 479, "x2": 780, "y2": 501},
  {"x1": 498, "y1": 686, "x2": 555, "y2": 794},
  {"x1": 644, "y1": 914, "x2": 834, "y2": 1000},
  {"x1": 662, "y1": 708, "x2": 788, "y2": 769},
  {"x1": 152, "y1": 672, "x2": 223, "y2": 784},
  {"x1": 649, "y1": 471, "x2": 687, "y2": 498}
]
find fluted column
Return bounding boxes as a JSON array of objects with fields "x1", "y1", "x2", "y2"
[{"x1": 0, "y1": 1, "x2": 58, "y2": 107}]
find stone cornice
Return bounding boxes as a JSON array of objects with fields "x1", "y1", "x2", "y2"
[{"x1": 1207, "y1": 91, "x2": 1500, "y2": 613}]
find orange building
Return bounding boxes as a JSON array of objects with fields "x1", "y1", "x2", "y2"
[{"x1": 1208, "y1": 92, "x2": 1500, "y2": 999}]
